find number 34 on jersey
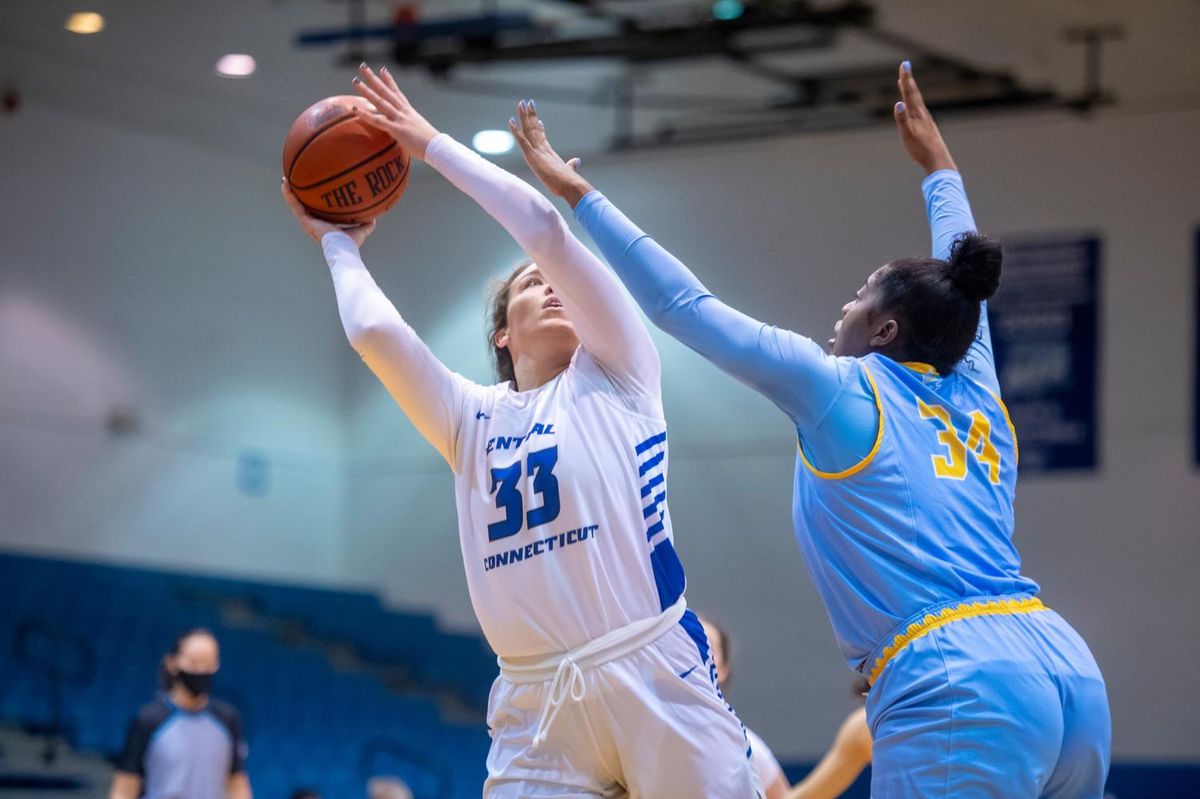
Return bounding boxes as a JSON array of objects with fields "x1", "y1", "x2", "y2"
[{"x1": 917, "y1": 399, "x2": 1007, "y2": 485}]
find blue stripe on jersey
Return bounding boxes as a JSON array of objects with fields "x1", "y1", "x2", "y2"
[
  {"x1": 643, "y1": 491, "x2": 666, "y2": 519},
  {"x1": 635, "y1": 430, "x2": 667, "y2": 455},
  {"x1": 679, "y1": 608, "x2": 748, "y2": 757},
  {"x1": 637, "y1": 431, "x2": 669, "y2": 541},
  {"x1": 635, "y1": 429, "x2": 682, "y2": 609},
  {"x1": 678, "y1": 609, "x2": 710, "y2": 663},
  {"x1": 650, "y1": 539, "x2": 685, "y2": 610},
  {"x1": 640, "y1": 473, "x2": 665, "y2": 498},
  {"x1": 638, "y1": 451, "x2": 665, "y2": 477}
]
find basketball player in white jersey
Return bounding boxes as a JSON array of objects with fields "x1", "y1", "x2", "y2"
[{"x1": 282, "y1": 64, "x2": 760, "y2": 799}]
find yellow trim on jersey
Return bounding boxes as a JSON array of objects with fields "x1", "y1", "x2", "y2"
[
  {"x1": 901, "y1": 361, "x2": 939, "y2": 376},
  {"x1": 990, "y1": 391, "x2": 1020, "y2": 466},
  {"x1": 867, "y1": 596, "x2": 1047, "y2": 685},
  {"x1": 797, "y1": 366, "x2": 885, "y2": 480}
]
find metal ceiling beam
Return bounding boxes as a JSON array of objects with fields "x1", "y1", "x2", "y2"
[{"x1": 293, "y1": 0, "x2": 1114, "y2": 151}]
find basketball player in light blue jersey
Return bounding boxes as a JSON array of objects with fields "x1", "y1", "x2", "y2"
[{"x1": 512, "y1": 63, "x2": 1111, "y2": 797}]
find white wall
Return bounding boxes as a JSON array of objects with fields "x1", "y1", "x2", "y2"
[
  {"x1": 0, "y1": 105, "x2": 348, "y2": 584},
  {"x1": 3, "y1": 94, "x2": 1198, "y2": 761},
  {"x1": 341, "y1": 107, "x2": 1200, "y2": 761}
]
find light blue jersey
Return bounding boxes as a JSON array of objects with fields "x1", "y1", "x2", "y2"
[
  {"x1": 575, "y1": 169, "x2": 1034, "y2": 668},
  {"x1": 576, "y1": 167, "x2": 1109, "y2": 798},
  {"x1": 795, "y1": 352, "x2": 1035, "y2": 669}
]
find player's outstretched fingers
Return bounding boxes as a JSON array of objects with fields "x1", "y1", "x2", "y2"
[
  {"x1": 518, "y1": 100, "x2": 540, "y2": 146},
  {"x1": 352, "y1": 78, "x2": 391, "y2": 120},
  {"x1": 354, "y1": 64, "x2": 401, "y2": 117},
  {"x1": 525, "y1": 101, "x2": 557, "y2": 153},
  {"x1": 508, "y1": 109, "x2": 532, "y2": 152},
  {"x1": 357, "y1": 63, "x2": 389, "y2": 95},
  {"x1": 531, "y1": 104, "x2": 552, "y2": 144},
  {"x1": 897, "y1": 60, "x2": 927, "y2": 117},
  {"x1": 377, "y1": 65, "x2": 408, "y2": 103}
]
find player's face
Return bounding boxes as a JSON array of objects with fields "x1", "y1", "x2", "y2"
[
  {"x1": 500, "y1": 264, "x2": 579, "y2": 363},
  {"x1": 831, "y1": 265, "x2": 888, "y2": 357}
]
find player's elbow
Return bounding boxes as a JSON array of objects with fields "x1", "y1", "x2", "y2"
[
  {"x1": 642, "y1": 299, "x2": 672, "y2": 329},
  {"x1": 343, "y1": 317, "x2": 393, "y2": 356},
  {"x1": 520, "y1": 198, "x2": 569, "y2": 261},
  {"x1": 642, "y1": 290, "x2": 685, "y2": 329},
  {"x1": 646, "y1": 290, "x2": 704, "y2": 337}
]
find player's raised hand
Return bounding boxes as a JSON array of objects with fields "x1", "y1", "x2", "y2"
[
  {"x1": 352, "y1": 63, "x2": 440, "y2": 160},
  {"x1": 281, "y1": 179, "x2": 376, "y2": 247},
  {"x1": 509, "y1": 100, "x2": 594, "y2": 208},
  {"x1": 893, "y1": 61, "x2": 957, "y2": 175}
]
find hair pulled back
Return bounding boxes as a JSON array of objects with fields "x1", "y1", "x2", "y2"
[
  {"x1": 485, "y1": 261, "x2": 535, "y2": 387},
  {"x1": 946, "y1": 233, "x2": 1002, "y2": 302},
  {"x1": 874, "y1": 232, "x2": 1002, "y2": 374}
]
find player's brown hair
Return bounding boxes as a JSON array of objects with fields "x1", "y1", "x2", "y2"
[{"x1": 486, "y1": 261, "x2": 534, "y2": 387}]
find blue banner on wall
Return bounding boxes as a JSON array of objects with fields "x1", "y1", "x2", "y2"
[{"x1": 987, "y1": 236, "x2": 1100, "y2": 474}]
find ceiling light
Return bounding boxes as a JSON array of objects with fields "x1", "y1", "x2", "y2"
[
  {"x1": 215, "y1": 54, "x2": 257, "y2": 78},
  {"x1": 712, "y1": 0, "x2": 744, "y2": 21},
  {"x1": 472, "y1": 129, "x2": 515, "y2": 155},
  {"x1": 65, "y1": 12, "x2": 105, "y2": 34}
]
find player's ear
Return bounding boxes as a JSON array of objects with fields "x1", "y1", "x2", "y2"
[
  {"x1": 870, "y1": 317, "x2": 899, "y2": 349},
  {"x1": 494, "y1": 328, "x2": 510, "y2": 350}
]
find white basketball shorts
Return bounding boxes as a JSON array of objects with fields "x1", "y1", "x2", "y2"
[{"x1": 484, "y1": 607, "x2": 763, "y2": 799}]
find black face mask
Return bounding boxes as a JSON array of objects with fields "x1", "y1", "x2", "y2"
[{"x1": 176, "y1": 670, "x2": 214, "y2": 697}]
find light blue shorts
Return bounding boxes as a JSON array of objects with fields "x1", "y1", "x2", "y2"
[{"x1": 865, "y1": 598, "x2": 1111, "y2": 798}]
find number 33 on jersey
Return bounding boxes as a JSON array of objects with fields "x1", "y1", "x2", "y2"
[{"x1": 452, "y1": 350, "x2": 685, "y2": 659}]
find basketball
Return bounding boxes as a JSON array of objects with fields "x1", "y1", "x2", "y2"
[{"x1": 282, "y1": 95, "x2": 410, "y2": 225}]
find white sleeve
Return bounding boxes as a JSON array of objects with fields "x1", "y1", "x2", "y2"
[
  {"x1": 323, "y1": 231, "x2": 474, "y2": 471},
  {"x1": 423, "y1": 134, "x2": 660, "y2": 396}
]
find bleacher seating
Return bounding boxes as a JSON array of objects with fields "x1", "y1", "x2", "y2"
[{"x1": 0, "y1": 552, "x2": 493, "y2": 799}]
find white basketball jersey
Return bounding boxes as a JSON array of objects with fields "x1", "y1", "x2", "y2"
[{"x1": 453, "y1": 349, "x2": 685, "y2": 658}]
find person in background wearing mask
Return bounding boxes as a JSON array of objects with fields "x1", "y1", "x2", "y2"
[{"x1": 110, "y1": 628, "x2": 251, "y2": 799}]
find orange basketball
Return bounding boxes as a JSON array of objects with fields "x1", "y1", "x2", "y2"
[{"x1": 283, "y1": 95, "x2": 410, "y2": 225}]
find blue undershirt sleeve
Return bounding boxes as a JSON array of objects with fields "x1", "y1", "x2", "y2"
[
  {"x1": 923, "y1": 170, "x2": 1000, "y2": 394},
  {"x1": 574, "y1": 191, "x2": 879, "y2": 467}
]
